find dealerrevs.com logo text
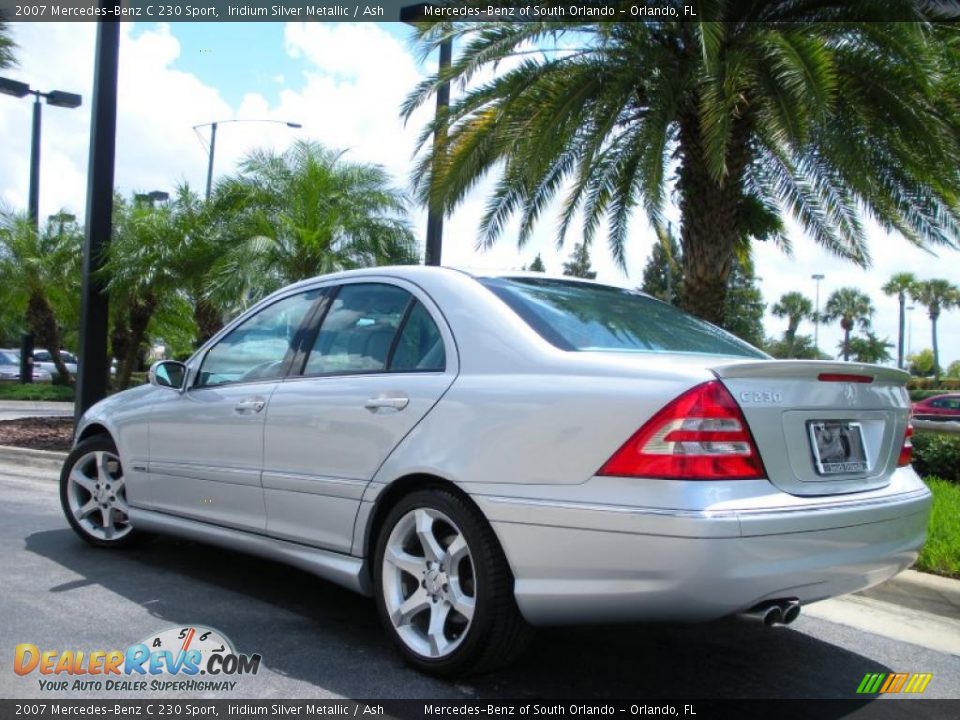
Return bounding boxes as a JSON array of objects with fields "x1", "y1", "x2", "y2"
[{"x1": 13, "y1": 626, "x2": 261, "y2": 693}]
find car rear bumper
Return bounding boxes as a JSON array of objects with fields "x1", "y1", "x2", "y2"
[{"x1": 473, "y1": 471, "x2": 932, "y2": 626}]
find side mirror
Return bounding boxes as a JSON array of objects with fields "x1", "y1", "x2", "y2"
[{"x1": 148, "y1": 360, "x2": 187, "y2": 390}]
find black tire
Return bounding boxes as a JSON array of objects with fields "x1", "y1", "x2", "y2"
[
  {"x1": 60, "y1": 435, "x2": 138, "y2": 548},
  {"x1": 373, "y1": 487, "x2": 533, "y2": 677}
]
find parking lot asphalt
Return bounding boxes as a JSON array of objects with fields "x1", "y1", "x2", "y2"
[{"x1": 1, "y1": 461, "x2": 958, "y2": 706}]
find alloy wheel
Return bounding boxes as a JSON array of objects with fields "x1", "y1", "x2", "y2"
[
  {"x1": 381, "y1": 507, "x2": 476, "y2": 658},
  {"x1": 65, "y1": 450, "x2": 132, "y2": 542}
]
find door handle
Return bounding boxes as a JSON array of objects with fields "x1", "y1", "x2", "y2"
[
  {"x1": 234, "y1": 398, "x2": 266, "y2": 414},
  {"x1": 364, "y1": 395, "x2": 409, "y2": 411}
]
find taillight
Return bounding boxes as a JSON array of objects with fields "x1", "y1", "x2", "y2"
[
  {"x1": 898, "y1": 422, "x2": 913, "y2": 467},
  {"x1": 598, "y1": 381, "x2": 766, "y2": 480}
]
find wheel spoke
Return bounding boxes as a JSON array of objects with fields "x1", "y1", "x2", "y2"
[
  {"x1": 385, "y1": 545, "x2": 425, "y2": 579},
  {"x1": 113, "y1": 496, "x2": 130, "y2": 516},
  {"x1": 77, "y1": 499, "x2": 99, "y2": 519},
  {"x1": 95, "y1": 452, "x2": 111, "y2": 484},
  {"x1": 111, "y1": 476, "x2": 126, "y2": 494},
  {"x1": 99, "y1": 506, "x2": 114, "y2": 531},
  {"x1": 391, "y1": 587, "x2": 430, "y2": 627},
  {"x1": 427, "y1": 601, "x2": 452, "y2": 656},
  {"x1": 414, "y1": 509, "x2": 444, "y2": 563},
  {"x1": 448, "y1": 585, "x2": 475, "y2": 621},
  {"x1": 445, "y1": 533, "x2": 469, "y2": 567},
  {"x1": 70, "y1": 470, "x2": 96, "y2": 495}
]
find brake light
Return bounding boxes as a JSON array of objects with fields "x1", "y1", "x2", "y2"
[
  {"x1": 818, "y1": 373, "x2": 874, "y2": 384},
  {"x1": 898, "y1": 422, "x2": 913, "y2": 467},
  {"x1": 598, "y1": 381, "x2": 766, "y2": 480}
]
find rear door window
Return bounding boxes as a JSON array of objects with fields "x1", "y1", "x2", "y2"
[
  {"x1": 479, "y1": 277, "x2": 766, "y2": 358},
  {"x1": 303, "y1": 283, "x2": 411, "y2": 376}
]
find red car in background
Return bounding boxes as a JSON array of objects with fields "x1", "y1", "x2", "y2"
[{"x1": 912, "y1": 393, "x2": 960, "y2": 421}]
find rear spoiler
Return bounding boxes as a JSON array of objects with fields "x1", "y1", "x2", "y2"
[{"x1": 711, "y1": 360, "x2": 910, "y2": 385}]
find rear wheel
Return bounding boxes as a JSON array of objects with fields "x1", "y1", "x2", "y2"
[
  {"x1": 60, "y1": 435, "x2": 137, "y2": 547},
  {"x1": 373, "y1": 488, "x2": 532, "y2": 676}
]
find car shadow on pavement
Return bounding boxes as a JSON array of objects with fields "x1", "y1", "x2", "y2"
[{"x1": 26, "y1": 528, "x2": 892, "y2": 707}]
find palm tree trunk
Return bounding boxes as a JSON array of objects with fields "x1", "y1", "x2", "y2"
[
  {"x1": 118, "y1": 295, "x2": 157, "y2": 390},
  {"x1": 896, "y1": 291, "x2": 905, "y2": 369},
  {"x1": 931, "y1": 313, "x2": 940, "y2": 385},
  {"x1": 193, "y1": 299, "x2": 223, "y2": 346},
  {"x1": 26, "y1": 292, "x2": 73, "y2": 386},
  {"x1": 843, "y1": 328, "x2": 851, "y2": 361},
  {"x1": 676, "y1": 113, "x2": 750, "y2": 325}
]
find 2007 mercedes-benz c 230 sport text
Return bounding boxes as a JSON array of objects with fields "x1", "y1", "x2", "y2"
[{"x1": 62, "y1": 267, "x2": 931, "y2": 675}]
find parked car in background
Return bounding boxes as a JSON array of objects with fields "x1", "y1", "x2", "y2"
[
  {"x1": 912, "y1": 393, "x2": 960, "y2": 421},
  {"x1": 62, "y1": 267, "x2": 930, "y2": 676},
  {"x1": 0, "y1": 349, "x2": 53, "y2": 383},
  {"x1": 32, "y1": 349, "x2": 78, "y2": 379}
]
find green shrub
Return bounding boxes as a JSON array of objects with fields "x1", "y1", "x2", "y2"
[
  {"x1": 907, "y1": 377, "x2": 960, "y2": 391},
  {"x1": 0, "y1": 383, "x2": 74, "y2": 402},
  {"x1": 912, "y1": 432, "x2": 960, "y2": 483},
  {"x1": 909, "y1": 389, "x2": 949, "y2": 401},
  {"x1": 916, "y1": 476, "x2": 960, "y2": 578}
]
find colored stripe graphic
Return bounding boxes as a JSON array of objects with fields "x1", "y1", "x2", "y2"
[
  {"x1": 857, "y1": 673, "x2": 885, "y2": 694},
  {"x1": 904, "y1": 674, "x2": 933, "y2": 694},
  {"x1": 857, "y1": 672, "x2": 932, "y2": 694}
]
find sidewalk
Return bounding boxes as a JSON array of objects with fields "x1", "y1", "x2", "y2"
[{"x1": 0, "y1": 400, "x2": 73, "y2": 421}]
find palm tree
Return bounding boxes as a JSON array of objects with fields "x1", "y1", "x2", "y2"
[
  {"x1": 881, "y1": 272, "x2": 916, "y2": 369},
  {"x1": 207, "y1": 141, "x2": 418, "y2": 309},
  {"x1": 771, "y1": 292, "x2": 814, "y2": 348},
  {"x1": 845, "y1": 332, "x2": 894, "y2": 365},
  {"x1": 403, "y1": 6, "x2": 960, "y2": 324},
  {"x1": 823, "y1": 288, "x2": 874, "y2": 361},
  {"x1": 103, "y1": 195, "x2": 187, "y2": 389},
  {"x1": 910, "y1": 279, "x2": 960, "y2": 384},
  {"x1": 0, "y1": 19, "x2": 16, "y2": 69},
  {"x1": 0, "y1": 211, "x2": 81, "y2": 383}
]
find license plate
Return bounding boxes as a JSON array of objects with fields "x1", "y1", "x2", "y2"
[{"x1": 808, "y1": 421, "x2": 869, "y2": 475}]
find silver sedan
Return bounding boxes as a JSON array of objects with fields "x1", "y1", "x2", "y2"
[{"x1": 62, "y1": 267, "x2": 931, "y2": 675}]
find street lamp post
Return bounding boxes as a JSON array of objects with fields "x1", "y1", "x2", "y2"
[
  {"x1": 0, "y1": 76, "x2": 82, "y2": 383},
  {"x1": 812, "y1": 273, "x2": 825, "y2": 352},
  {"x1": 402, "y1": 2, "x2": 452, "y2": 267},
  {"x1": 0, "y1": 77, "x2": 83, "y2": 228},
  {"x1": 193, "y1": 119, "x2": 301, "y2": 200}
]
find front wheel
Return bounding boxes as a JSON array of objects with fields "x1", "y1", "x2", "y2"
[
  {"x1": 373, "y1": 488, "x2": 532, "y2": 676},
  {"x1": 60, "y1": 435, "x2": 137, "y2": 547}
]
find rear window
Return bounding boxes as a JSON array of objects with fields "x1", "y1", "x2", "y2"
[{"x1": 480, "y1": 277, "x2": 766, "y2": 358}]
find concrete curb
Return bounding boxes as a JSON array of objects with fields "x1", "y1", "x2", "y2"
[
  {"x1": 0, "y1": 443, "x2": 957, "y2": 619},
  {"x1": 0, "y1": 444, "x2": 67, "y2": 472},
  {"x1": 0, "y1": 400, "x2": 73, "y2": 412}
]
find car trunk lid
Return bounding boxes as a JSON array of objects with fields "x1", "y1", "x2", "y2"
[{"x1": 712, "y1": 360, "x2": 911, "y2": 496}]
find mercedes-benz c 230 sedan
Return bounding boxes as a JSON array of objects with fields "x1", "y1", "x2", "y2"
[{"x1": 62, "y1": 267, "x2": 931, "y2": 675}]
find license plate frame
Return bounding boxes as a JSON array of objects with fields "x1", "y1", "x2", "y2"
[{"x1": 807, "y1": 420, "x2": 869, "y2": 476}]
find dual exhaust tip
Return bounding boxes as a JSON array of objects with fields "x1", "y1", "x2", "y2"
[{"x1": 738, "y1": 598, "x2": 801, "y2": 627}]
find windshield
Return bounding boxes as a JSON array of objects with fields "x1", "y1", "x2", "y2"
[{"x1": 480, "y1": 277, "x2": 766, "y2": 359}]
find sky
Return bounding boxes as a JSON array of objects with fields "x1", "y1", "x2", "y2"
[{"x1": 0, "y1": 20, "x2": 958, "y2": 367}]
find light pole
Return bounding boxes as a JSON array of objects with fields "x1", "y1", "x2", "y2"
[
  {"x1": 76, "y1": 16, "x2": 120, "y2": 423},
  {"x1": 193, "y1": 119, "x2": 301, "y2": 199},
  {"x1": 812, "y1": 273, "x2": 825, "y2": 352},
  {"x1": 402, "y1": 2, "x2": 452, "y2": 267},
  {"x1": 0, "y1": 77, "x2": 83, "y2": 228},
  {"x1": 0, "y1": 76, "x2": 82, "y2": 383}
]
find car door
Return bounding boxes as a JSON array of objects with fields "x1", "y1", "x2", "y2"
[
  {"x1": 144, "y1": 289, "x2": 322, "y2": 531},
  {"x1": 262, "y1": 279, "x2": 457, "y2": 552}
]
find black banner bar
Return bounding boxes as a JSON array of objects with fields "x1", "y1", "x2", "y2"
[{"x1": 2, "y1": 700, "x2": 960, "y2": 720}]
